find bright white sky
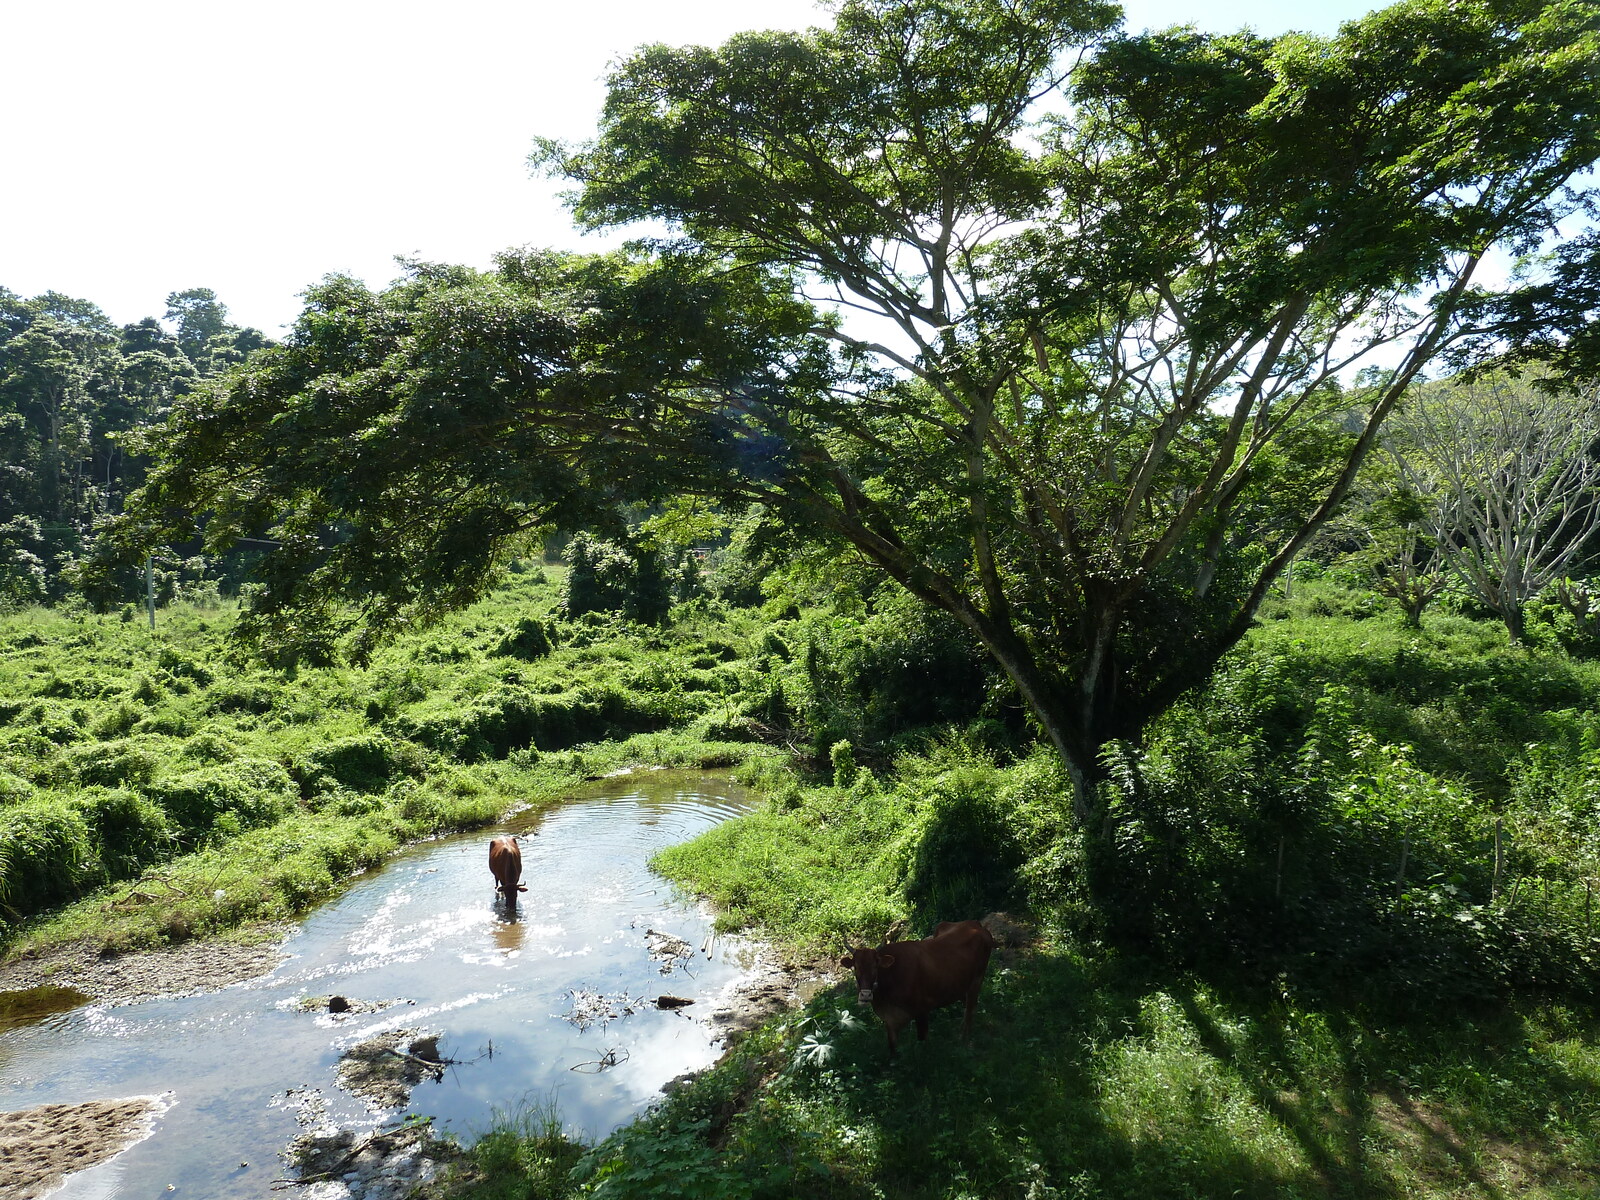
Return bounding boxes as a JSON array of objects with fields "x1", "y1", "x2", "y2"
[{"x1": 3, "y1": 0, "x2": 1383, "y2": 337}]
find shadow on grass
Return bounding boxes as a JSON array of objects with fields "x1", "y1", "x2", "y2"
[{"x1": 748, "y1": 948, "x2": 1600, "y2": 1200}]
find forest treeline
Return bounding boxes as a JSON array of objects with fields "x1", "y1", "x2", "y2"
[{"x1": 0, "y1": 285, "x2": 269, "y2": 607}]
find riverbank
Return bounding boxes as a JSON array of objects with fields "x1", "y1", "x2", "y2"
[
  {"x1": 0, "y1": 923, "x2": 288, "y2": 1005},
  {"x1": 0, "y1": 1094, "x2": 173, "y2": 1199}
]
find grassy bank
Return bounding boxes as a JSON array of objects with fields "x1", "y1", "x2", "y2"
[
  {"x1": 0, "y1": 567, "x2": 781, "y2": 959},
  {"x1": 431, "y1": 580, "x2": 1600, "y2": 1200}
]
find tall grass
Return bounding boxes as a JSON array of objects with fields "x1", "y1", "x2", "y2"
[{"x1": 0, "y1": 572, "x2": 780, "y2": 952}]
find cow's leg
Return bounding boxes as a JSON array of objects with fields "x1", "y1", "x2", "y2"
[
  {"x1": 915, "y1": 1013, "x2": 930, "y2": 1041},
  {"x1": 880, "y1": 1008, "x2": 908, "y2": 1059},
  {"x1": 962, "y1": 979, "x2": 982, "y2": 1040}
]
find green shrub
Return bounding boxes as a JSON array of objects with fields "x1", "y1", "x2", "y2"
[
  {"x1": 74, "y1": 788, "x2": 174, "y2": 877},
  {"x1": 0, "y1": 801, "x2": 97, "y2": 917},
  {"x1": 492, "y1": 616, "x2": 553, "y2": 660},
  {"x1": 63, "y1": 739, "x2": 162, "y2": 788},
  {"x1": 0, "y1": 770, "x2": 37, "y2": 805},
  {"x1": 455, "y1": 1103, "x2": 584, "y2": 1200},
  {"x1": 180, "y1": 731, "x2": 240, "y2": 763},
  {"x1": 18, "y1": 700, "x2": 86, "y2": 745},
  {"x1": 560, "y1": 533, "x2": 675, "y2": 625},
  {"x1": 1090, "y1": 666, "x2": 1600, "y2": 1006},
  {"x1": 206, "y1": 679, "x2": 276, "y2": 715},
  {"x1": 292, "y1": 734, "x2": 421, "y2": 795},
  {"x1": 895, "y1": 763, "x2": 1026, "y2": 922},
  {"x1": 389, "y1": 684, "x2": 671, "y2": 760},
  {"x1": 148, "y1": 758, "x2": 299, "y2": 838},
  {"x1": 696, "y1": 707, "x2": 761, "y2": 743},
  {"x1": 156, "y1": 647, "x2": 214, "y2": 686}
]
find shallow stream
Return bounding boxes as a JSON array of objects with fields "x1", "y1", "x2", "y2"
[{"x1": 0, "y1": 771, "x2": 758, "y2": 1198}]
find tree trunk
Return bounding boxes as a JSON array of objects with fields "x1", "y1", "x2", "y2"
[{"x1": 1502, "y1": 601, "x2": 1526, "y2": 644}]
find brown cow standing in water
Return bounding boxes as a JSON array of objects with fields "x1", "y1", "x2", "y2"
[
  {"x1": 841, "y1": 919, "x2": 996, "y2": 1058},
  {"x1": 489, "y1": 836, "x2": 527, "y2": 906}
]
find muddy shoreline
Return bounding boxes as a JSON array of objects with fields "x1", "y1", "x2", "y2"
[{"x1": 0, "y1": 925, "x2": 290, "y2": 1007}]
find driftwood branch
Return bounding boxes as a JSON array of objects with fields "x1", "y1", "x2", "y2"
[{"x1": 270, "y1": 1118, "x2": 436, "y2": 1188}]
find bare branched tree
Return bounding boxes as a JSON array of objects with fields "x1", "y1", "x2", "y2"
[{"x1": 1388, "y1": 375, "x2": 1600, "y2": 641}]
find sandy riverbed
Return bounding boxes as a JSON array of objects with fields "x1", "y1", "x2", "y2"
[{"x1": 0, "y1": 1094, "x2": 172, "y2": 1199}]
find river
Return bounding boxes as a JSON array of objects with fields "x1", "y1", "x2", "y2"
[{"x1": 0, "y1": 771, "x2": 759, "y2": 1198}]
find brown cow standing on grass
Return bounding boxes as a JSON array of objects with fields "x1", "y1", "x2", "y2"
[
  {"x1": 489, "y1": 836, "x2": 527, "y2": 906},
  {"x1": 841, "y1": 919, "x2": 996, "y2": 1058}
]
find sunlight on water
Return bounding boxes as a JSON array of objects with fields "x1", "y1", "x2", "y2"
[{"x1": 0, "y1": 772, "x2": 757, "y2": 1199}]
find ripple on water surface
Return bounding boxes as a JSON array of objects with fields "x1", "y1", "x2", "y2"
[{"x1": 0, "y1": 772, "x2": 759, "y2": 1200}]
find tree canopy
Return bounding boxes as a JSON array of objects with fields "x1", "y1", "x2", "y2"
[
  {"x1": 0, "y1": 285, "x2": 269, "y2": 604},
  {"x1": 109, "y1": 0, "x2": 1600, "y2": 817}
]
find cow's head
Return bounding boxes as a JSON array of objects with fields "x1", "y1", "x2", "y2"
[{"x1": 840, "y1": 946, "x2": 895, "y2": 1004}]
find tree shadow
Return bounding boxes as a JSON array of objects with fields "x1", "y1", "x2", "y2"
[
  {"x1": 758, "y1": 944, "x2": 1600, "y2": 1199},
  {"x1": 1168, "y1": 977, "x2": 1600, "y2": 1200}
]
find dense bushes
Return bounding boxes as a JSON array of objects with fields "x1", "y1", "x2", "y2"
[
  {"x1": 560, "y1": 534, "x2": 691, "y2": 625},
  {"x1": 388, "y1": 682, "x2": 681, "y2": 760},
  {"x1": 0, "y1": 801, "x2": 97, "y2": 916},
  {"x1": 148, "y1": 758, "x2": 299, "y2": 837},
  {"x1": 1086, "y1": 650, "x2": 1600, "y2": 1005},
  {"x1": 290, "y1": 734, "x2": 421, "y2": 795}
]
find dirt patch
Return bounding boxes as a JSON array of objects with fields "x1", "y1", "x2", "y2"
[
  {"x1": 0, "y1": 925, "x2": 288, "y2": 1006},
  {"x1": 336, "y1": 1029, "x2": 446, "y2": 1109},
  {"x1": 707, "y1": 954, "x2": 841, "y2": 1041},
  {"x1": 0, "y1": 1094, "x2": 171, "y2": 1199},
  {"x1": 981, "y1": 911, "x2": 1035, "y2": 950}
]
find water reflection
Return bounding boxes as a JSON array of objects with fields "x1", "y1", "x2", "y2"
[
  {"x1": 0, "y1": 772, "x2": 757, "y2": 1200},
  {"x1": 491, "y1": 908, "x2": 528, "y2": 957},
  {"x1": 0, "y1": 985, "x2": 94, "y2": 1034}
]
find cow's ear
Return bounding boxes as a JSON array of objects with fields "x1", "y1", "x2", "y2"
[
  {"x1": 838, "y1": 953, "x2": 854, "y2": 967},
  {"x1": 877, "y1": 952, "x2": 896, "y2": 967}
]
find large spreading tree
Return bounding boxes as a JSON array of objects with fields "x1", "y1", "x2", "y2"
[{"x1": 112, "y1": 0, "x2": 1600, "y2": 823}]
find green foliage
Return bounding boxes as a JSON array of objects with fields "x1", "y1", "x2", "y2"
[
  {"x1": 1526, "y1": 578, "x2": 1600, "y2": 659},
  {"x1": 0, "y1": 800, "x2": 95, "y2": 916},
  {"x1": 448, "y1": 1102, "x2": 584, "y2": 1200},
  {"x1": 74, "y1": 788, "x2": 175, "y2": 877},
  {"x1": 147, "y1": 758, "x2": 299, "y2": 839},
  {"x1": 493, "y1": 616, "x2": 553, "y2": 661},
  {"x1": 0, "y1": 571, "x2": 792, "y2": 950},
  {"x1": 897, "y1": 765, "x2": 1028, "y2": 923},
  {"x1": 560, "y1": 534, "x2": 684, "y2": 627},
  {"x1": 389, "y1": 682, "x2": 673, "y2": 761},
  {"x1": 62, "y1": 738, "x2": 161, "y2": 787},
  {"x1": 1085, "y1": 647, "x2": 1600, "y2": 1006},
  {"x1": 0, "y1": 285, "x2": 268, "y2": 602},
  {"x1": 738, "y1": 594, "x2": 1007, "y2": 762},
  {"x1": 291, "y1": 734, "x2": 421, "y2": 795},
  {"x1": 96, "y1": 249, "x2": 819, "y2": 663},
  {"x1": 582, "y1": 1116, "x2": 754, "y2": 1200}
]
